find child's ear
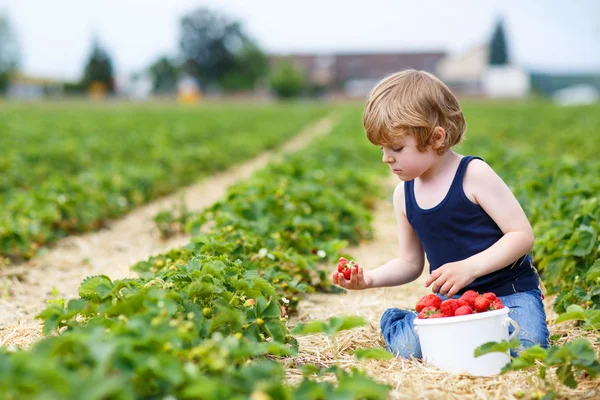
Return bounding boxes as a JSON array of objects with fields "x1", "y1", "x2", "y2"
[{"x1": 430, "y1": 126, "x2": 446, "y2": 149}]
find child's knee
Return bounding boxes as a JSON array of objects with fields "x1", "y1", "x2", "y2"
[{"x1": 379, "y1": 308, "x2": 421, "y2": 359}]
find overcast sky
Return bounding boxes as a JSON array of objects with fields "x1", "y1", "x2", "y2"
[{"x1": 1, "y1": 0, "x2": 599, "y2": 81}]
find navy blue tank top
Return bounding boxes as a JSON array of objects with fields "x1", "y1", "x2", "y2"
[{"x1": 404, "y1": 156, "x2": 539, "y2": 296}]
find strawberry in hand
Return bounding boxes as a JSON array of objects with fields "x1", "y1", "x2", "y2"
[{"x1": 332, "y1": 257, "x2": 369, "y2": 290}]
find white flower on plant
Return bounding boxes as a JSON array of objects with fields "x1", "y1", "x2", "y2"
[
  {"x1": 267, "y1": 253, "x2": 275, "y2": 260},
  {"x1": 258, "y1": 248, "x2": 268, "y2": 257},
  {"x1": 317, "y1": 250, "x2": 326, "y2": 258},
  {"x1": 281, "y1": 297, "x2": 290, "y2": 304}
]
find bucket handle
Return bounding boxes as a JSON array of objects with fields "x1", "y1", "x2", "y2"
[{"x1": 505, "y1": 317, "x2": 520, "y2": 340}]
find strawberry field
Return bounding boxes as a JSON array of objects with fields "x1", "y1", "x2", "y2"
[
  {"x1": 0, "y1": 103, "x2": 330, "y2": 260},
  {"x1": 0, "y1": 100, "x2": 599, "y2": 399}
]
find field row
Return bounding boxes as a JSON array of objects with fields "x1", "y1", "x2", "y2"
[{"x1": 0, "y1": 104, "x2": 330, "y2": 260}]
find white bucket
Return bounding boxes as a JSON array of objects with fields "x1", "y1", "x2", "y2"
[{"x1": 413, "y1": 307, "x2": 519, "y2": 376}]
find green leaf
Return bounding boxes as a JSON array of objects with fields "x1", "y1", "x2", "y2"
[
  {"x1": 79, "y1": 275, "x2": 113, "y2": 300},
  {"x1": 353, "y1": 347, "x2": 394, "y2": 361},
  {"x1": 261, "y1": 298, "x2": 282, "y2": 319},
  {"x1": 474, "y1": 339, "x2": 520, "y2": 357},
  {"x1": 586, "y1": 260, "x2": 600, "y2": 281},
  {"x1": 567, "y1": 225, "x2": 597, "y2": 257},
  {"x1": 555, "y1": 305, "x2": 587, "y2": 324},
  {"x1": 291, "y1": 321, "x2": 326, "y2": 335},
  {"x1": 323, "y1": 315, "x2": 367, "y2": 336}
]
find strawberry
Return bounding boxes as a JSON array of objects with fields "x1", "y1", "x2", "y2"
[
  {"x1": 416, "y1": 294, "x2": 442, "y2": 312},
  {"x1": 460, "y1": 290, "x2": 479, "y2": 307},
  {"x1": 440, "y1": 299, "x2": 459, "y2": 317},
  {"x1": 343, "y1": 266, "x2": 352, "y2": 280},
  {"x1": 482, "y1": 292, "x2": 497, "y2": 302},
  {"x1": 337, "y1": 257, "x2": 348, "y2": 272},
  {"x1": 474, "y1": 296, "x2": 491, "y2": 312},
  {"x1": 457, "y1": 298, "x2": 471, "y2": 308},
  {"x1": 429, "y1": 312, "x2": 445, "y2": 318},
  {"x1": 490, "y1": 299, "x2": 504, "y2": 310},
  {"x1": 417, "y1": 306, "x2": 439, "y2": 319},
  {"x1": 454, "y1": 305, "x2": 474, "y2": 316}
]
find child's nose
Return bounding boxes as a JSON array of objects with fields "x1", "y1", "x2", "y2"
[{"x1": 382, "y1": 153, "x2": 394, "y2": 164}]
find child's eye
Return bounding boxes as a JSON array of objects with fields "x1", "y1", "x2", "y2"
[{"x1": 392, "y1": 147, "x2": 404, "y2": 152}]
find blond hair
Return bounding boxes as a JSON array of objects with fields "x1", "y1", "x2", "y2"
[{"x1": 363, "y1": 69, "x2": 466, "y2": 154}]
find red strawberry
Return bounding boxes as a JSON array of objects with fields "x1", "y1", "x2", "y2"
[
  {"x1": 460, "y1": 290, "x2": 479, "y2": 307},
  {"x1": 455, "y1": 305, "x2": 474, "y2": 316},
  {"x1": 337, "y1": 257, "x2": 348, "y2": 272},
  {"x1": 429, "y1": 312, "x2": 445, "y2": 318},
  {"x1": 416, "y1": 294, "x2": 442, "y2": 312},
  {"x1": 417, "y1": 306, "x2": 439, "y2": 319},
  {"x1": 490, "y1": 299, "x2": 504, "y2": 310},
  {"x1": 457, "y1": 299, "x2": 471, "y2": 308},
  {"x1": 440, "y1": 299, "x2": 459, "y2": 317},
  {"x1": 342, "y1": 267, "x2": 352, "y2": 280},
  {"x1": 474, "y1": 296, "x2": 491, "y2": 312},
  {"x1": 482, "y1": 292, "x2": 497, "y2": 302}
]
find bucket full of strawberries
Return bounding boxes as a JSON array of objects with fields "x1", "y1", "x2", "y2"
[{"x1": 412, "y1": 290, "x2": 519, "y2": 376}]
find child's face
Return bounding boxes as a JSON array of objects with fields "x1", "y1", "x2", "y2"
[{"x1": 380, "y1": 135, "x2": 437, "y2": 181}]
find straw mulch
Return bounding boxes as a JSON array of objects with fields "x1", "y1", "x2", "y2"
[{"x1": 286, "y1": 175, "x2": 600, "y2": 400}]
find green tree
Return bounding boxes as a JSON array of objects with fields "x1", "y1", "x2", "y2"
[
  {"x1": 0, "y1": 14, "x2": 20, "y2": 94},
  {"x1": 269, "y1": 61, "x2": 305, "y2": 99},
  {"x1": 489, "y1": 19, "x2": 510, "y2": 66},
  {"x1": 82, "y1": 37, "x2": 115, "y2": 93},
  {"x1": 219, "y1": 41, "x2": 268, "y2": 90},
  {"x1": 179, "y1": 8, "x2": 268, "y2": 90},
  {"x1": 148, "y1": 56, "x2": 179, "y2": 94}
]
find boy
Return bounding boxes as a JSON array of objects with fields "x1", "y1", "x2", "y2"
[{"x1": 332, "y1": 70, "x2": 549, "y2": 358}]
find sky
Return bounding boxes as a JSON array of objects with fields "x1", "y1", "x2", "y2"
[{"x1": 1, "y1": 0, "x2": 599, "y2": 81}]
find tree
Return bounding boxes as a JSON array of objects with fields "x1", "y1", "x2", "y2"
[
  {"x1": 179, "y1": 8, "x2": 268, "y2": 90},
  {"x1": 269, "y1": 61, "x2": 305, "y2": 99},
  {"x1": 0, "y1": 14, "x2": 20, "y2": 94},
  {"x1": 148, "y1": 56, "x2": 179, "y2": 94},
  {"x1": 489, "y1": 19, "x2": 510, "y2": 66},
  {"x1": 82, "y1": 37, "x2": 115, "y2": 93},
  {"x1": 219, "y1": 41, "x2": 268, "y2": 90}
]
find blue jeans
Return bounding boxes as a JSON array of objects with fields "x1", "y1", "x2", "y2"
[{"x1": 380, "y1": 288, "x2": 550, "y2": 359}]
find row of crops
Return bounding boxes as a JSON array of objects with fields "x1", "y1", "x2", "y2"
[
  {"x1": 0, "y1": 103, "x2": 330, "y2": 260},
  {"x1": 0, "y1": 110, "x2": 395, "y2": 399}
]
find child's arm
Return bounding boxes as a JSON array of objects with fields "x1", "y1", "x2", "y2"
[
  {"x1": 425, "y1": 160, "x2": 535, "y2": 297},
  {"x1": 333, "y1": 183, "x2": 425, "y2": 290}
]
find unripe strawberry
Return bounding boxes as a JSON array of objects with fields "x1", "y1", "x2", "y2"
[
  {"x1": 202, "y1": 307, "x2": 212, "y2": 318},
  {"x1": 256, "y1": 318, "x2": 265, "y2": 326}
]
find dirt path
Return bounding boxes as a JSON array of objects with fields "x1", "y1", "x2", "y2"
[
  {"x1": 285, "y1": 176, "x2": 597, "y2": 400},
  {"x1": 0, "y1": 116, "x2": 336, "y2": 345}
]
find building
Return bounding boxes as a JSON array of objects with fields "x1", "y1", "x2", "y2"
[
  {"x1": 270, "y1": 51, "x2": 447, "y2": 98},
  {"x1": 7, "y1": 73, "x2": 64, "y2": 100}
]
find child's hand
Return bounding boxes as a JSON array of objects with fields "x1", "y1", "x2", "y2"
[
  {"x1": 424, "y1": 260, "x2": 476, "y2": 298},
  {"x1": 332, "y1": 257, "x2": 370, "y2": 290}
]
